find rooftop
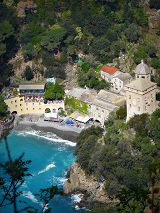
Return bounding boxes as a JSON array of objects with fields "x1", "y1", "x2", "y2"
[
  {"x1": 66, "y1": 88, "x2": 97, "y2": 103},
  {"x1": 92, "y1": 98, "x2": 118, "y2": 111},
  {"x1": 125, "y1": 78, "x2": 156, "y2": 91},
  {"x1": 115, "y1": 72, "x2": 132, "y2": 83},
  {"x1": 100, "y1": 65, "x2": 120, "y2": 75},
  {"x1": 19, "y1": 84, "x2": 45, "y2": 90},
  {"x1": 97, "y1": 90, "x2": 125, "y2": 106},
  {"x1": 66, "y1": 88, "x2": 86, "y2": 99},
  {"x1": 135, "y1": 60, "x2": 150, "y2": 75},
  {"x1": 69, "y1": 111, "x2": 90, "y2": 123}
]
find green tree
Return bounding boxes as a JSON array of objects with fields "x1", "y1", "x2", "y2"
[
  {"x1": 134, "y1": 45, "x2": 148, "y2": 64},
  {"x1": 44, "y1": 82, "x2": 64, "y2": 100},
  {"x1": 125, "y1": 23, "x2": 140, "y2": 43},
  {"x1": 0, "y1": 96, "x2": 8, "y2": 119},
  {"x1": 151, "y1": 58, "x2": 160, "y2": 69},
  {"x1": 0, "y1": 3, "x2": 17, "y2": 89},
  {"x1": 116, "y1": 106, "x2": 127, "y2": 120},
  {"x1": 128, "y1": 113, "x2": 149, "y2": 136},
  {"x1": 41, "y1": 24, "x2": 66, "y2": 52},
  {"x1": 24, "y1": 66, "x2": 34, "y2": 81},
  {"x1": 75, "y1": 112, "x2": 160, "y2": 211}
]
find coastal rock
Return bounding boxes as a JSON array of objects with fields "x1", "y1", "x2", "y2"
[{"x1": 64, "y1": 162, "x2": 111, "y2": 204}]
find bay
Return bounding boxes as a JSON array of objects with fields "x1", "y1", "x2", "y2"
[{"x1": 0, "y1": 130, "x2": 85, "y2": 213}]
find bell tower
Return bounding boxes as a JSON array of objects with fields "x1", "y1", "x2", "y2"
[{"x1": 135, "y1": 60, "x2": 151, "y2": 80}]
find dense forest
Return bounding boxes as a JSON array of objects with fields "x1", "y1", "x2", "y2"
[
  {"x1": 0, "y1": 1, "x2": 160, "y2": 212},
  {"x1": 76, "y1": 109, "x2": 160, "y2": 212},
  {"x1": 0, "y1": 0, "x2": 160, "y2": 90}
]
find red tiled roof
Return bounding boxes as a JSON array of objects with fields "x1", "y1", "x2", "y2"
[{"x1": 101, "y1": 65, "x2": 119, "y2": 75}]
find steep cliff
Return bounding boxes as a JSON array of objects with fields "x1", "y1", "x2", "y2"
[{"x1": 64, "y1": 162, "x2": 112, "y2": 204}]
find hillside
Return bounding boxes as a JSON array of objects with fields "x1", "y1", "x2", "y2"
[
  {"x1": 0, "y1": 0, "x2": 160, "y2": 90},
  {"x1": 66, "y1": 109, "x2": 160, "y2": 212}
]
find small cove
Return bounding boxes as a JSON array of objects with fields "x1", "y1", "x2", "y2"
[{"x1": 0, "y1": 130, "x2": 86, "y2": 213}]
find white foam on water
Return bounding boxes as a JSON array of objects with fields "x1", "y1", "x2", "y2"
[
  {"x1": 59, "y1": 177, "x2": 68, "y2": 183},
  {"x1": 71, "y1": 194, "x2": 84, "y2": 203},
  {"x1": 16, "y1": 130, "x2": 76, "y2": 147},
  {"x1": 75, "y1": 205, "x2": 80, "y2": 210},
  {"x1": 38, "y1": 163, "x2": 56, "y2": 175},
  {"x1": 54, "y1": 177, "x2": 68, "y2": 184},
  {"x1": 23, "y1": 191, "x2": 39, "y2": 204}
]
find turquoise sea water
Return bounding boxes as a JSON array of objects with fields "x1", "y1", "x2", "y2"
[{"x1": 0, "y1": 130, "x2": 85, "y2": 213}]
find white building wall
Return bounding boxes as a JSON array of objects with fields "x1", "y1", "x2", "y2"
[
  {"x1": 90, "y1": 105, "x2": 110, "y2": 125},
  {"x1": 5, "y1": 96, "x2": 65, "y2": 115},
  {"x1": 100, "y1": 71, "x2": 111, "y2": 82},
  {"x1": 112, "y1": 78, "x2": 123, "y2": 92}
]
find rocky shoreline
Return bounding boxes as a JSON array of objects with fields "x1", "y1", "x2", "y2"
[
  {"x1": 6, "y1": 116, "x2": 112, "y2": 208},
  {"x1": 64, "y1": 162, "x2": 113, "y2": 208}
]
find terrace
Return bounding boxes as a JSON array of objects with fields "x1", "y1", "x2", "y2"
[{"x1": 19, "y1": 84, "x2": 45, "y2": 96}]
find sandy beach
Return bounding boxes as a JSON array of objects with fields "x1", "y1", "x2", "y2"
[{"x1": 14, "y1": 117, "x2": 83, "y2": 142}]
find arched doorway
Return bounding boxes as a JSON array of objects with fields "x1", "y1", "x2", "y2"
[{"x1": 12, "y1": 111, "x2": 17, "y2": 115}]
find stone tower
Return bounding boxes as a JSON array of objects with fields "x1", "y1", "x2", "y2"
[
  {"x1": 135, "y1": 60, "x2": 151, "y2": 80},
  {"x1": 125, "y1": 78, "x2": 157, "y2": 122}
]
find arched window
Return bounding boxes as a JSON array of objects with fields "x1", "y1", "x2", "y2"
[{"x1": 45, "y1": 108, "x2": 51, "y2": 113}]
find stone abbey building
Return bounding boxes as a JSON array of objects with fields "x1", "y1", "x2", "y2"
[
  {"x1": 125, "y1": 60, "x2": 158, "y2": 121},
  {"x1": 4, "y1": 61, "x2": 159, "y2": 125}
]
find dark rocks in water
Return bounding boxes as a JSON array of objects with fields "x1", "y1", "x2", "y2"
[{"x1": 64, "y1": 162, "x2": 113, "y2": 208}]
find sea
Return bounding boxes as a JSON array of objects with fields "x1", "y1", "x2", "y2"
[{"x1": 0, "y1": 130, "x2": 86, "y2": 213}]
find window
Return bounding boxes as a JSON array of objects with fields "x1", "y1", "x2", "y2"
[
  {"x1": 129, "y1": 95, "x2": 131, "y2": 99},
  {"x1": 96, "y1": 107, "x2": 99, "y2": 110},
  {"x1": 39, "y1": 108, "x2": 41, "y2": 110},
  {"x1": 21, "y1": 109, "x2": 23, "y2": 111},
  {"x1": 33, "y1": 108, "x2": 35, "y2": 110},
  {"x1": 15, "y1": 100, "x2": 17, "y2": 103},
  {"x1": 130, "y1": 104, "x2": 131, "y2": 108},
  {"x1": 32, "y1": 103, "x2": 34, "y2": 105},
  {"x1": 26, "y1": 108, "x2": 28, "y2": 110},
  {"x1": 20, "y1": 104, "x2": 22, "y2": 106},
  {"x1": 138, "y1": 106, "x2": 140, "y2": 111}
]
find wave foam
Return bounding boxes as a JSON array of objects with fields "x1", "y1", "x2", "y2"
[
  {"x1": 71, "y1": 194, "x2": 84, "y2": 203},
  {"x1": 38, "y1": 163, "x2": 56, "y2": 175},
  {"x1": 16, "y1": 130, "x2": 76, "y2": 147},
  {"x1": 23, "y1": 191, "x2": 39, "y2": 204}
]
